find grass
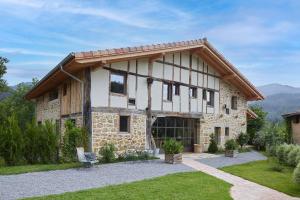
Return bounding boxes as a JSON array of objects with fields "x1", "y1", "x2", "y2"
[
  {"x1": 221, "y1": 156, "x2": 300, "y2": 197},
  {"x1": 0, "y1": 163, "x2": 81, "y2": 175},
  {"x1": 25, "y1": 172, "x2": 233, "y2": 200}
]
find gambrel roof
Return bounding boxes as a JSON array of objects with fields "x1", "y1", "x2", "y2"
[{"x1": 25, "y1": 38, "x2": 264, "y2": 101}]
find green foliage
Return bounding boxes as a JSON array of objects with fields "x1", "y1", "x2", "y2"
[
  {"x1": 276, "y1": 144, "x2": 288, "y2": 164},
  {"x1": 225, "y1": 139, "x2": 237, "y2": 151},
  {"x1": 266, "y1": 145, "x2": 278, "y2": 156},
  {"x1": 62, "y1": 120, "x2": 88, "y2": 162},
  {"x1": 0, "y1": 115, "x2": 24, "y2": 165},
  {"x1": 247, "y1": 105, "x2": 267, "y2": 144},
  {"x1": 236, "y1": 132, "x2": 249, "y2": 148},
  {"x1": 283, "y1": 144, "x2": 294, "y2": 164},
  {"x1": 269, "y1": 164, "x2": 284, "y2": 172},
  {"x1": 0, "y1": 56, "x2": 8, "y2": 92},
  {"x1": 288, "y1": 147, "x2": 300, "y2": 167},
  {"x1": 99, "y1": 143, "x2": 116, "y2": 163},
  {"x1": 208, "y1": 134, "x2": 218, "y2": 153},
  {"x1": 163, "y1": 139, "x2": 183, "y2": 154},
  {"x1": 293, "y1": 162, "x2": 300, "y2": 184},
  {"x1": 285, "y1": 118, "x2": 292, "y2": 144}
]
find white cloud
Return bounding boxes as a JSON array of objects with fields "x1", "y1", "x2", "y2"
[{"x1": 0, "y1": 48, "x2": 64, "y2": 57}]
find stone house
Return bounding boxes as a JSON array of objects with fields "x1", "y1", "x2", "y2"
[
  {"x1": 282, "y1": 111, "x2": 300, "y2": 144},
  {"x1": 25, "y1": 38, "x2": 264, "y2": 153}
]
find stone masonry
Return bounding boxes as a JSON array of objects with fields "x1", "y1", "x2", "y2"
[
  {"x1": 92, "y1": 112, "x2": 146, "y2": 153},
  {"x1": 199, "y1": 80, "x2": 247, "y2": 151}
]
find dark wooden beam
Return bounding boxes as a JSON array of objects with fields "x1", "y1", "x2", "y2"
[{"x1": 83, "y1": 67, "x2": 92, "y2": 151}]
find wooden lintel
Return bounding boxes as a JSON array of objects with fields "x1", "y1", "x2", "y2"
[{"x1": 149, "y1": 53, "x2": 164, "y2": 62}]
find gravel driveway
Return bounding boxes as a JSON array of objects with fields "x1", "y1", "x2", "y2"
[
  {"x1": 0, "y1": 160, "x2": 194, "y2": 200},
  {"x1": 197, "y1": 151, "x2": 267, "y2": 168}
]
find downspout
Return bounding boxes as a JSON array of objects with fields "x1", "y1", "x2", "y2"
[{"x1": 59, "y1": 64, "x2": 84, "y2": 125}]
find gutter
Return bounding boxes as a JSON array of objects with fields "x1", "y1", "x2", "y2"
[{"x1": 25, "y1": 53, "x2": 75, "y2": 99}]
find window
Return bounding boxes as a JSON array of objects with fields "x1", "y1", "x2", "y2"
[
  {"x1": 214, "y1": 127, "x2": 221, "y2": 145},
  {"x1": 120, "y1": 116, "x2": 130, "y2": 132},
  {"x1": 203, "y1": 89, "x2": 207, "y2": 100},
  {"x1": 70, "y1": 119, "x2": 76, "y2": 125},
  {"x1": 173, "y1": 84, "x2": 180, "y2": 96},
  {"x1": 207, "y1": 90, "x2": 214, "y2": 106},
  {"x1": 128, "y1": 98, "x2": 136, "y2": 105},
  {"x1": 294, "y1": 116, "x2": 300, "y2": 124},
  {"x1": 49, "y1": 89, "x2": 58, "y2": 101},
  {"x1": 225, "y1": 127, "x2": 229, "y2": 137},
  {"x1": 226, "y1": 108, "x2": 230, "y2": 115},
  {"x1": 110, "y1": 73, "x2": 126, "y2": 94},
  {"x1": 163, "y1": 83, "x2": 172, "y2": 101},
  {"x1": 190, "y1": 87, "x2": 197, "y2": 98},
  {"x1": 63, "y1": 84, "x2": 67, "y2": 96},
  {"x1": 231, "y1": 96, "x2": 238, "y2": 110},
  {"x1": 37, "y1": 121, "x2": 42, "y2": 125}
]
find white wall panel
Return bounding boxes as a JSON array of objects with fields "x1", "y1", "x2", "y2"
[
  {"x1": 111, "y1": 61, "x2": 128, "y2": 71},
  {"x1": 164, "y1": 64, "x2": 173, "y2": 80},
  {"x1": 173, "y1": 96, "x2": 180, "y2": 112},
  {"x1": 215, "y1": 92, "x2": 220, "y2": 114},
  {"x1": 207, "y1": 65, "x2": 214, "y2": 75},
  {"x1": 165, "y1": 53, "x2": 173, "y2": 63},
  {"x1": 198, "y1": 73, "x2": 203, "y2": 87},
  {"x1": 110, "y1": 95, "x2": 127, "y2": 108},
  {"x1": 197, "y1": 88, "x2": 203, "y2": 113},
  {"x1": 203, "y1": 74, "x2": 208, "y2": 87},
  {"x1": 192, "y1": 55, "x2": 198, "y2": 70},
  {"x1": 181, "y1": 86, "x2": 189, "y2": 112},
  {"x1": 163, "y1": 102, "x2": 172, "y2": 111},
  {"x1": 181, "y1": 51, "x2": 189, "y2": 67},
  {"x1": 128, "y1": 75, "x2": 136, "y2": 98},
  {"x1": 91, "y1": 68, "x2": 109, "y2": 107},
  {"x1": 174, "y1": 67, "x2": 180, "y2": 81},
  {"x1": 215, "y1": 78, "x2": 220, "y2": 90},
  {"x1": 151, "y1": 81, "x2": 162, "y2": 111},
  {"x1": 136, "y1": 77, "x2": 148, "y2": 109},
  {"x1": 152, "y1": 62, "x2": 163, "y2": 78},
  {"x1": 191, "y1": 71, "x2": 197, "y2": 85},
  {"x1": 181, "y1": 69, "x2": 189, "y2": 84},
  {"x1": 174, "y1": 52, "x2": 180, "y2": 65},
  {"x1": 207, "y1": 106, "x2": 214, "y2": 114},
  {"x1": 208, "y1": 75, "x2": 215, "y2": 89},
  {"x1": 129, "y1": 60, "x2": 136, "y2": 73},
  {"x1": 198, "y1": 58, "x2": 204, "y2": 71},
  {"x1": 137, "y1": 58, "x2": 148, "y2": 76},
  {"x1": 191, "y1": 98, "x2": 197, "y2": 112}
]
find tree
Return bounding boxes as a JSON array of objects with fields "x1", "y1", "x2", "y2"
[
  {"x1": 247, "y1": 105, "x2": 267, "y2": 144},
  {"x1": 0, "y1": 56, "x2": 8, "y2": 92},
  {"x1": 236, "y1": 132, "x2": 249, "y2": 148}
]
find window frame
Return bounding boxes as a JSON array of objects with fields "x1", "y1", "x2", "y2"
[
  {"x1": 225, "y1": 127, "x2": 229, "y2": 137},
  {"x1": 173, "y1": 84, "x2": 180, "y2": 96},
  {"x1": 119, "y1": 115, "x2": 130, "y2": 133},
  {"x1": 190, "y1": 87, "x2": 197, "y2": 98},
  {"x1": 128, "y1": 98, "x2": 136, "y2": 106},
  {"x1": 207, "y1": 90, "x2": 214, "y2": 107},
  {"x1": 110, "y1": 72, "x2": 127, "y2": 95},
  {"x1": 231, "y1": 96, "x2": 238, "y2": 110},
  {"x1": 163, "y1": 83, "x2": 173, "y2": 101}
]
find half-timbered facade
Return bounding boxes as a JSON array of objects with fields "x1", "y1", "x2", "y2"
[{"x1": 26, "y1": 38, "x2": 264, "y2": 153}]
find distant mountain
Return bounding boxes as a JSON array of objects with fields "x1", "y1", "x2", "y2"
[
  {"x1": 0, "y1": 82, "x2": 32, "y2": 101},
  {"x1": 252, "y1": 84, "x2": 300, "y2": 121},
  {"x1": 258, "y1": 83, "x2": 300, "y2": 96}
]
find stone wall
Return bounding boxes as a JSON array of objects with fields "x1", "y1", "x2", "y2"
[
  {"x1": 199, "y1": 80, "x2": 247, "y2": 151},
  {"x1": 36, "y1": 94, "x2": 60, "y2": 123},
  {"x1": 92, "y1": 112, "x2": 146, "y2": 153}
]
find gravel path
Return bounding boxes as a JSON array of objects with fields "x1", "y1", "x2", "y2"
[
  {"x1": 197, "y1": 151, "x2": 267, "y2": 168},
  {"x1": 0, "y1": 160, "x2": 194, "y2": 200}
]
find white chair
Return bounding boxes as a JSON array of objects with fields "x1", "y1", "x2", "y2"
[{"x1": 76, "y1": 147, "x2": 98, "y2": 167}]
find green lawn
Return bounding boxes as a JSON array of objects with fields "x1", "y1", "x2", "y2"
[
  {"x1": 0, "y1": 163, "x2": 81, "y2": 175},
  {"x1": 26, "y1": 172, "x2": 232, "y2": 200},
  {"x1": 221, "y1": 157, "x2": 300, "y2": 197}
]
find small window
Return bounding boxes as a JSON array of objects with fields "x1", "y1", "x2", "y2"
[
  {"x1": 207, "y1": 90, "x2": 214, "y2": 106},
  {"x1": 49, "y1": 89, "x2": 58, "y2": 101},
  {"x1": 110, "y1": 73, "x2": 126, "y2": 94},
  {"x1": 128, "y1": 98, "x2": 136, "y2": 105},
  {"x1": 203, "y1": 89, "x2": 207, "y2": 100},
  {"x1": 225, "y1": 127, "x2": 229, "y2": 137},
  {"x1": 120, "y1": 116, "x2": 130, "y2": 132},
  {"x1": 231, "y1": 96, "x2": 238, "y2": 110},
  {"x1": 63, "y1": 84, "x2": 68, "y2": 96},
  {"x1": 173, "y1": 84, "x2": 180, "y2": 96},
  {"x1": 37, "y1": 121, "x2": 42, "y2": 125},
  {"x1": 190, "y1": 87, "x2": 197, "y2": 98},
  {"x1": 163, "y1": 83, "x2": 172, "y2": 101},
  {"x1": 214, "y1": 127, "x2": 221, "y2": 145},
  {"x1": 226, "y1": 108, "x2": 230, "y2": 115}
]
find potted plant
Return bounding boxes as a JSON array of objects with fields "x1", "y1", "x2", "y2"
[
  {"x1": 225, "y1": 139, "x2": 238, "y2": 157},
  {"x1": 163, "y1": 139, "x2": 183, "y2": 164}
]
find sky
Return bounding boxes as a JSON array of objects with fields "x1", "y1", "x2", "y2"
[{"x1": 1, "y1": 0, "x2": 300, "y2": 87}]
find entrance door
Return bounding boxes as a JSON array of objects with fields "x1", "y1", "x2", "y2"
[{"x1": 152, "y1": 117, "x2": 198, "y2": 152}]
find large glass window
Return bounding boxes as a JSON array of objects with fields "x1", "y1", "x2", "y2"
[{"x1": 111, "y1": 73, "x2": 126, "y2": 94}]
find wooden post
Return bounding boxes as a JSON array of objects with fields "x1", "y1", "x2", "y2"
[
  {"x1": 83, "y1": 68, "x2": 92, "y2": 151},
  {"x1": 146, "y1": 60, "x2": 153, "y2": 150}
]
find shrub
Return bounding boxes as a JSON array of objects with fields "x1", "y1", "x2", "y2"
[
  {"x1": 283, "y1": 144, "x2": 294, "y2": 164},
  {"x1": 24, "y1": 119, "x2": 41, "y2": 164},
  {"x1": 225, "y1": 139, "x2": 237, "y2": 151},
  {"x1": 62, "y1": 120, "x2": 87, "y2": 162},
  {"x1": 0, "y1": 115, "x2": 24, "y2": 165},
  {"x1": 0, "y1": 156, "x2": 5, "y2": 166},
  {"x1": 293, "y1": 162, "x2": 300, "y2": 184},
  {"x1": 269, "y1": 164, "x2": 284, "y2": 172},
  {"x1": 208, "y1": 134, "x2": 218, "y2": 153},
  {"x1": 266, "y1": 145, "x2": 277, "y2": 156},
  {"x1": 253, "y1": 132, "x2": 265, "y2": 150},
  {"x1": 236, "y1": 132, "x2": 249, "y2": 148},
  {"x1": 163, "y1": 139, "x2": 183, "y2": 154},
  {"x1": 99, "y1": 143, "x2": 116, "y2": 163},
  {"x1": 288, "y1": 146, "x2": 300, "y2": 167},
  {"x1": 276, "y1": 144, "x2": 287, "y2": 164}
]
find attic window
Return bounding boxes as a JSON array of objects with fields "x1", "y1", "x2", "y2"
[
  {"x1": 231, "y1": 96, "x2": 238, "y2": 110},
  {"x1": 110, "y1": 72, "x2": 126, "y2": 94},
  {"x1": 49, "y1": 89, "x2": 58, "y2": 101}
]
